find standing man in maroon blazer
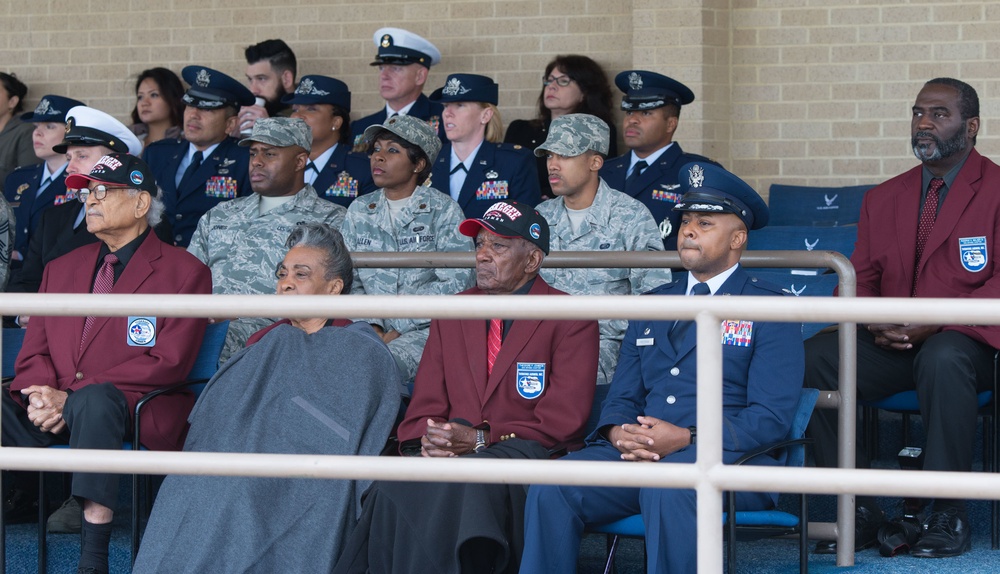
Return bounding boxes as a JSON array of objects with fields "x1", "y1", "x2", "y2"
[
  {"x1": 3, "y1": 153, "x2": 212, "y2": 574},
  {"x1": 806, "y1": 78, "x2": 1000, "y2": 558},
  {"x1": 333, "y1": 200, "x2": 599, "y2": 574}
]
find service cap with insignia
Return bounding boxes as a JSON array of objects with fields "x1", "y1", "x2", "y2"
[
  {"x1": 429, "y1": 73, "x2": 498, "y2": 105},
  {"x1": 459, "y1": 200, "x2": 550, "y2": 255},
  {"x1": 21, "y1": 95, "x2": 85, "y2": 123},
  {"x1": 238, "y1": 117, "x2": 313, "y2": 153},
  {"x1": 615, "y1": 70, "x2": 695, "y2": 112},
  {"x1": 534, "y1": 113, "x2": 610, "y2": 158},
  {"x1": 370, "y1": 27, "x2": 441, "y2": 68},
  {"x1": 53, "y1": 106, "x2": 142, "y2": 155},
  {"x1": 363, "y1": 114, "x2": 441, "y2": 164},
  {"x1": 181, "y1": 65, "x2": 255, "y2": 109},
  {"x1": 672, "y1": 163, "x2": 769, "y2": 230},
  {"x1": 281, "y1": 75, "x2": 351, "y2": 112}
]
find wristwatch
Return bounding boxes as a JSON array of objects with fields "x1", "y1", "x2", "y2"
[
  {"x1": 687, "y1": 426, "x2": 697, "y2": 445},
  {"x1": 473, "y1": 429, "x2": 487, "y2": 453}
]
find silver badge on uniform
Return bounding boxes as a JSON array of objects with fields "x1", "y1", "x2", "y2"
[{"x1": 688, "y1": 164, "x2": 704, "y2": 188}]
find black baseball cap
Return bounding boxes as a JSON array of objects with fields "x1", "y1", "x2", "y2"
[
  {"x1": 66, "y1": 153, "x2": 159, "y2": 196},
  {"x1": 459, "y1": 200, "x2": 550, "y2": 255}
]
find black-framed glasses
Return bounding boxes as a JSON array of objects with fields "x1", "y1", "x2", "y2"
[
  {"x1": 78, "y1": 184, "x2": 132, "y2": 203},
  {"x1": 542, "y1": 75, "x2": 574, "y2": 88}
]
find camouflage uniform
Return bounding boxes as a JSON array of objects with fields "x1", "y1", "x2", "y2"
[
  {"x1": 187, "y1": 185, "x2": 346, "y2": 361},
  {"x1": 537, "y1": 179, "x2": 670, "y2": 384},
  {"x1": 341, "y1": 185, "x2": 474, "y2": 380},
  {"x1": 533, "y1": 112, "x2": 671, "y2": 385}
]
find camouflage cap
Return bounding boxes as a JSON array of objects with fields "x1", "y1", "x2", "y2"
[
  {"x1": 238, "y1": 117, "x2": 312, "y2": 153},
  {"x1": 362, "y1": 115, "x2": 442, "y2": 164},
  {"x1": 534, "y1": 113, "x2": 610, "y2": 158}
]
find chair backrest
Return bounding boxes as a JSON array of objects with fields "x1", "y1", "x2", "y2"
[
  {"x1": 767, "y1": 184, "x2": 874, "y2": 227},
  {"x1": 186, "y1": 321, "x2": 229, "y2": 395},
  {"x1": 786, "y1": 388, "x2": 820, "y2": 468},
  {"x1": 2, "y1": 327, "x2": 26, "y2": 379},
  {"x1": 747, "y1": 225, "x2": 858, "y2": 261}
]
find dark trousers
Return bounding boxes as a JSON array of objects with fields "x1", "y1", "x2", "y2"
[
  {"x1": 805, "y1": 328, "x2": 994, "y2": 475},
  {"x1": 2, "y1": 383, "x2": 129, "y2": 510}
]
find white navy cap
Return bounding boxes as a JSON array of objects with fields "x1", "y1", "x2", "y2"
[
  {"x1": 53, "y1": 106, "x2": 142, "y2": 156},
  {"x1": 370, "y1": 27, "x2": 441, "y2": 68}
]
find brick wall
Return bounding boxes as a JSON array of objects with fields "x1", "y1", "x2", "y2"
[{"x1": 2, "y1": 0, "x2": 996, "y2": 196}]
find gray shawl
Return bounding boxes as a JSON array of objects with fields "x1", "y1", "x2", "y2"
[{"x1": 133, "y1": 322, "x2": 401, "y2": 573}]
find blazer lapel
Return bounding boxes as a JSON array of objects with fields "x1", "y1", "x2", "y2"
[
  {"x1": 458, "y1": 145, "x2": 493, "y2": 209},
  {"x1": 894, "y1": 168, "x2": 923, "y2": 282},
  {"x1": 461, "y1": 316, "x2": 490, "y2": 404},
  {"x1": 79, "y1": 235, "x2": 158, "y2": 355},
  {"x1": 917, "y1": 150, "x2": 982, "y2": 278}
]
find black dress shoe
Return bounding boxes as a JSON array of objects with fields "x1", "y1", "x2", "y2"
[
  {"x1": 911, "y1": 508, "x2": 971, "y2": 558},
  {"x1": 814, "y1": 504, "x2": 885, "y2": 554},
  {"x1": 3, "y1": 487, "x2": 39, "y2": 524}
]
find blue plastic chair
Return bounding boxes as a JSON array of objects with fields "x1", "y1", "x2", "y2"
[
  {"x1": 31, "y1": 321, "x2": 229, "y2": 573},
  {"x1": 859, "y1": 352, "x2": 998, "y2": 550},
  {"x1": 750, "y1": 272, "x2": 839, "y2": 340},
  {"x1": 589, "y1": 388, "x2": 819, "y2": 574},
  {"x1": 1, "y1": 327, "x2": 26, "y2": 380},
  {"x1": 747, "y1": 225, "x2": 858, "y2": 264},
  {"x1": 767, "y1": 184, "x2": 873, "y2": 227}
]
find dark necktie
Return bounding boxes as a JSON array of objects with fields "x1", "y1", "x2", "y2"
[
  {"x1": 487, "y1": 318, "x2": 502, "y2": 375},
  {"x1": 669, "y1": 282, "x2": 711, "y2": 348},
  {"x1": 625, "y1": 160, "x2": 648, "y2": 194},
  {"x1": 913, "y1": 177, "x2": 944, "y2": 294},
  {"x1": 81, "y1": 253, "x2": 119, "y2": 349},
  {"x1": 178, "y1": 150, "x2": 203, "y2": 189},
  {"x1": 307, "y1": 161, "x2": 319, "y2": 174},
  {"x1": 450, "y1": 163, "x2": 467, "y2": 175}
]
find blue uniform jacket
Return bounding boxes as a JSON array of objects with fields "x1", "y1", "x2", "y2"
[
  {"x1": 4, "y1": 163, "x2": 72, "y2": 256},
  {"x1": 312, "y1": 143, "x2": 376, "y2": 209},
  {"x1": 599, "y1": 143, "x2": 719, "y2": 249},
  {"x1": 428, "y1": 141, "x2": 541, "y2": 219},
  {"x1": 596, "y1": 266, "x2": 804, "y2": 458},
  {"x1": 351, "y1": 94, "x2": 445, "y2": 147},
  {"x1": 143, "y1": 137, "x2": 251, "y2": 247}
]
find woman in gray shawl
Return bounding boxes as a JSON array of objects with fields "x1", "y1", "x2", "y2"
[{"x1": 134, "y1": 224, "x2": 402, "y2": 573}]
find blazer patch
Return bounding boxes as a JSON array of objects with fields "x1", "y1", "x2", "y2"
[
  {"x1": 516, "y1": 362, "x2": 545, "y2": 399},
  {"x1": 959, "y1": 236, "x2": 988, "y2": 272},
  {"x1": 127, "y1": 316, "x2": 157, "y2": 347}
]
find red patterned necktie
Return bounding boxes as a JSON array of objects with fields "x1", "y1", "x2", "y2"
[
  {"x1": 487, "y1": 318, "x2": 502, "y2": 375},
  {"x1": 81, "y1": 253, "x2": 119, "y2": 348},
  {"x1": 913, "y1": 178, "x2": 944, "y2": 294}
]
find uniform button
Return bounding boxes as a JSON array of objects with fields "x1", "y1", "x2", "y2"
[
  {"x1": 666, "y1": 395, "x2": 676, "y2": 404},
  {"x1": 175, "y1": 214, "x2": 183, "y2": 220},
  {"x1": 75, "y1": 372, "x2": 84, "y2": 380},
  {"x1": 174, "y1": 235, "x2": 183, "y2": 242},
  {"x1": 670, "y1": 367, "x2": 680, "y2": 376}
]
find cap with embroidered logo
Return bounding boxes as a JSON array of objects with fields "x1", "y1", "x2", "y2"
[{"x1": 459, "y1": 200, "x2": 550, "y2": 254}]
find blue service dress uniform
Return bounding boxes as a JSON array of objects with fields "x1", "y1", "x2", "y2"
[
  {"x1": 4, "y1": 163, "x2": 74, "y2": 257},
  {"x1": 143, "y1": 137, "x2": 252, "y2": 247},
  {"x1": 520, "y1": 267, "x2": 804, "y2": 574},
  {"x1": 600, "y1": 144, "x2": 719, "y2": 249},
  {"x1": 351, "y1": 94, "x2": 444, "y2": 148},
  {"x1": 312, "y1": 144, "x2": 376, "y2": 208},
  {"x1": 428, "y1": 141, "x2": 541, "y2": 219}
]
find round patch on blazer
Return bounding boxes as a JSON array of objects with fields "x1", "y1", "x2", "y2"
[{"x1": 127, "y1": 317, "x2": 156, "y2": 346}]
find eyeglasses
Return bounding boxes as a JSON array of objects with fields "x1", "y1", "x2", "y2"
[
  {"x1": 542, "y1": 75, "x2": 574, "y2": 88},
  {"x1": 78, "y1": 184, "x2": 132, "y2": 203}
]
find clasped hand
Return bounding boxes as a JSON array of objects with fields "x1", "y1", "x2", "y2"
[
  {"x1": 21, "y1": 385, "x2": 68, "y2": 434},
  {"x1": 610, "y1": 416, "x2": 690, "y2": 462},
  {"x1": 420, "y1": 419, "x2": 477, "y2": 457},
  {"x1": 867, "y1": 323, "x2": 939, "y2": 350}
]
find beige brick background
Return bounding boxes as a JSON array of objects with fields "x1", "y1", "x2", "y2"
[{"x1": 2, "y1": 0, "x2": 997, "y2": 196}]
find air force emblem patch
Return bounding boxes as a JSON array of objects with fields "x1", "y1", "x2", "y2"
[
  {"x1": 516, "y1": 362, "x2": 545, "y2": 399},
  {"x1": 127, "y1": 317, "x2": 157, "y2": 347},
  {"x1": 959, "y1": 236, "x2": 988, "y2": 272}
]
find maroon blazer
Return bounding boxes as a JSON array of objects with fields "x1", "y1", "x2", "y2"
[
  {"x1": 10, "y1": 231, "x2": 212, "y2": 451},
  {"x1": 852, "y1": 148, "x2": 1000, "y2": 348},
  {"x1": 398, "y1": 276, "x2": 599, "y2": 454},
  {"x1": 245, "y1": 318, "x2": 353, "y2": 346}
]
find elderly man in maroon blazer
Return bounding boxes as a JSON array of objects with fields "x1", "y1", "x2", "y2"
[
  {"x1": 3, "y1": 153, "x2": 211, "y2": 574},
  {"x1": 806, "y1": 78, "x2": 1000, "y2": 558},
  {"x1": 333, "y1": 200, "x2": 599, "y2": 574}
]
